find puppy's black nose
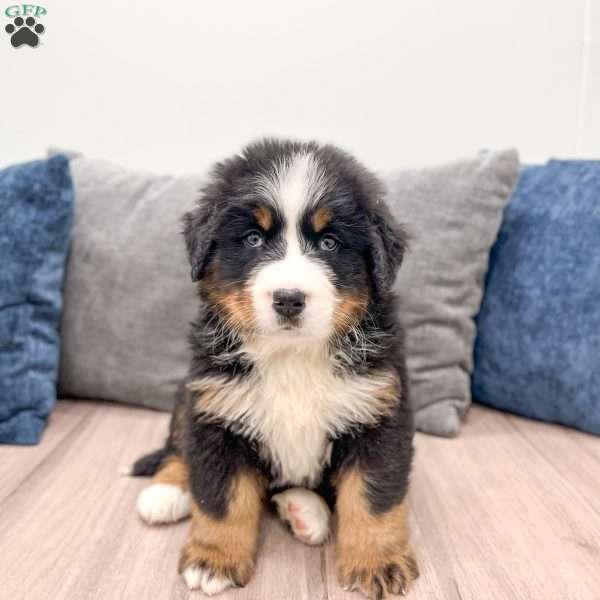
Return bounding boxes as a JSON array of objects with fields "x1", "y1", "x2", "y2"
[{"x1": 273, "y1": 289, "x2": 306, "y2": 318}]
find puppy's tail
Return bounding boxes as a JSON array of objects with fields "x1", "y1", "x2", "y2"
[
  {"x1": 126, "y1": 447, "x2": 170, "y2": 477},
  {"x1": 122, "y1": 380, "x2": 187, "y2": 478}
]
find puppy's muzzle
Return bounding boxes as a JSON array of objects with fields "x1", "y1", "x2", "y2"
[{"x1": 272, "y1": 289, "x2": 306, "y2": 319}]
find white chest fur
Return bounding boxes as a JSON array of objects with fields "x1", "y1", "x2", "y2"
[{"x1": 189, "y1": 341, "x2": 396, "y2": 488}]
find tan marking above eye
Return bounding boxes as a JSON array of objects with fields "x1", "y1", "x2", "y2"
[
  {"x1": 311, "y1": 207, "x2": 333, "y2": 233},
  {"x1": 253, "y1": 205, "x2": 273, "y2": 231}
]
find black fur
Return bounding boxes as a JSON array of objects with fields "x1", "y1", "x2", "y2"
[
  {"x1": 135, "y1": 138, "x2": 414, "y2": 519},
  {"x1": 130, "y1": 447, "x2": 170, "y2": 477},
  {"x1": 184, "y1": 408, "x2": 263, "y2": 518}
]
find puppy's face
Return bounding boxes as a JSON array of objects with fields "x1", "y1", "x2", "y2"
[{"x1": 184, "y1": 141, "x2": 405, "y2": 345}]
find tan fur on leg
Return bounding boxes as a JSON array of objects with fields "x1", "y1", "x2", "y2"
[
  {"x1": 335, "y1": 467, "x2": 418, "y2": 599},
  {"x1": 179, "y1": 468, "x2": 266, "y2": 591},
  {"x1": 153, "y1": 455, "x2": 189, "y2": 488}
]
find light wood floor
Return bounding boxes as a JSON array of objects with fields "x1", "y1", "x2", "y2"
[{"x1": 1, "y1": 400, "x2": 599, "y2": 600}]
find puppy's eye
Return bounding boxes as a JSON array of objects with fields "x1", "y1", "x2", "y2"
[
  {"x1": 319, "y1": 234, "x2": 339, "y2": 252},
  {"x1": 244, "y1": 230, "x2": 264, "y2": 248}
]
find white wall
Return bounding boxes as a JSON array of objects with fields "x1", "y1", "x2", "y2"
[{"x1": 1, "y1": 0, "x2": 598, "y2": 173}]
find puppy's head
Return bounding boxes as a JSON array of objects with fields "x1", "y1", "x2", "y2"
[{"x1": 184, "y1": 139, "x2": 406, "y2": 345}]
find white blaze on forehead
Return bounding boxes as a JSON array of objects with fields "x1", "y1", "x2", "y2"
[
  {"x1": 278, "y1": 153, "x2": 319, "y2": 244},
  {"x1": 250, "y1": 151, "x2": 336, "y2": 339},
  {"x1": 258, "y1": 152, "x2": 329, "y2": 251}
]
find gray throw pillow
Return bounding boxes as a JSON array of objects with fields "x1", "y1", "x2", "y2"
[
  {"x1": 384, "y1": 149, "x2": 520, "y2": 436},
  {"x1": 56, "y1": 154, "x2": 202, "y2": 410}
]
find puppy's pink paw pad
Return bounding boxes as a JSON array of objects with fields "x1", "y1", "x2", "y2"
[
  {"x1": 272, "y1": 488, "x2": 330, "y2": 546},
  {"x1": 292, "y1": 516, "x2": 306, "y2": 530}
]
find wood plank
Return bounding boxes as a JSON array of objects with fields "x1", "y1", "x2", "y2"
[
  {"x1": 557, "y1": 417, "x2": 600, "y2": 463},
  {"x1": 0, "y1": 402, "x2": 182, "y2": 600},
  {"x1": 0, "y1": 400, "x2": 94, "y2": 505},
  {"x1": 506, "y1": 412, "x2": 600, "y2": 520},
  {"x1": 408, "y1": 406, "x2": 600, "y2": 600}
]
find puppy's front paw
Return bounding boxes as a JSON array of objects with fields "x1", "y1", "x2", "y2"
[
  {"x1": 181, "y1": 564, "x2": 235, "y2": 596},
  {"x1": 272, "y1": 488, "x2": 331, "y2": 545},
  {"x1": 338, "y1": 548, "x2": 419, "y2": 599},
  {"x1": 179, "y1": 540, "x2": 254, "y2": 596}
]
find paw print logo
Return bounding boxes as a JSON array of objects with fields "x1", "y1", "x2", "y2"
[{"x1": 5, "y1": 16, "x2": 45, "y2": 48}]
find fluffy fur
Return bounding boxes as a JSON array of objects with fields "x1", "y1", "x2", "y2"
[{"x1": 130, "y1": 139, "x2": 418, "y2": 599}]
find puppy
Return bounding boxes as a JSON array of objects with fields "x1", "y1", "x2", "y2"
[{"x1": 129, "y1": 139, "x2": 418, "y2": 599}]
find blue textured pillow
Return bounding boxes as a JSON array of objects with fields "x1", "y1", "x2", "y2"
[
  {"x1": 472, "y1": 161, "x2": 600, "y2": 434},
  {"x1": 0, "y1": 156, "x2": 74, "y2": 444}
]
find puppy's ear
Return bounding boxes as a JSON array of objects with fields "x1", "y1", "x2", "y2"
[
  {"x1": 368, "y1": 199, "x2": 408, "y2": 299},
  {"x1": 182, "y1": 199, "x2": 220, "y2": 282}
]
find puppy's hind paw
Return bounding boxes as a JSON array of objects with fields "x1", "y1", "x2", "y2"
[
  {"x1": 136, "y1": 483, "x2": 191, "y2": 525},
  {"x1": 272, "y1": 487, "x2": 331, "y2": 546}
]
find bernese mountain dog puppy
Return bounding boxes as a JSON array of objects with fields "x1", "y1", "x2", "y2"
[{"x1": 129, "y1": 139, "x2": 418, "y2": 599}]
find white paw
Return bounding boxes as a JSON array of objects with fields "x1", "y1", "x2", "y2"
[
  {"x1": 136, "y1": 483, "x2": 191, "y2": 524},
  {"x1": 272, "y1": 488, "x2": 331, "y2": 545},
  {"x1": 182, "y1": 565, "x2": 235, "y2": 596}
]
